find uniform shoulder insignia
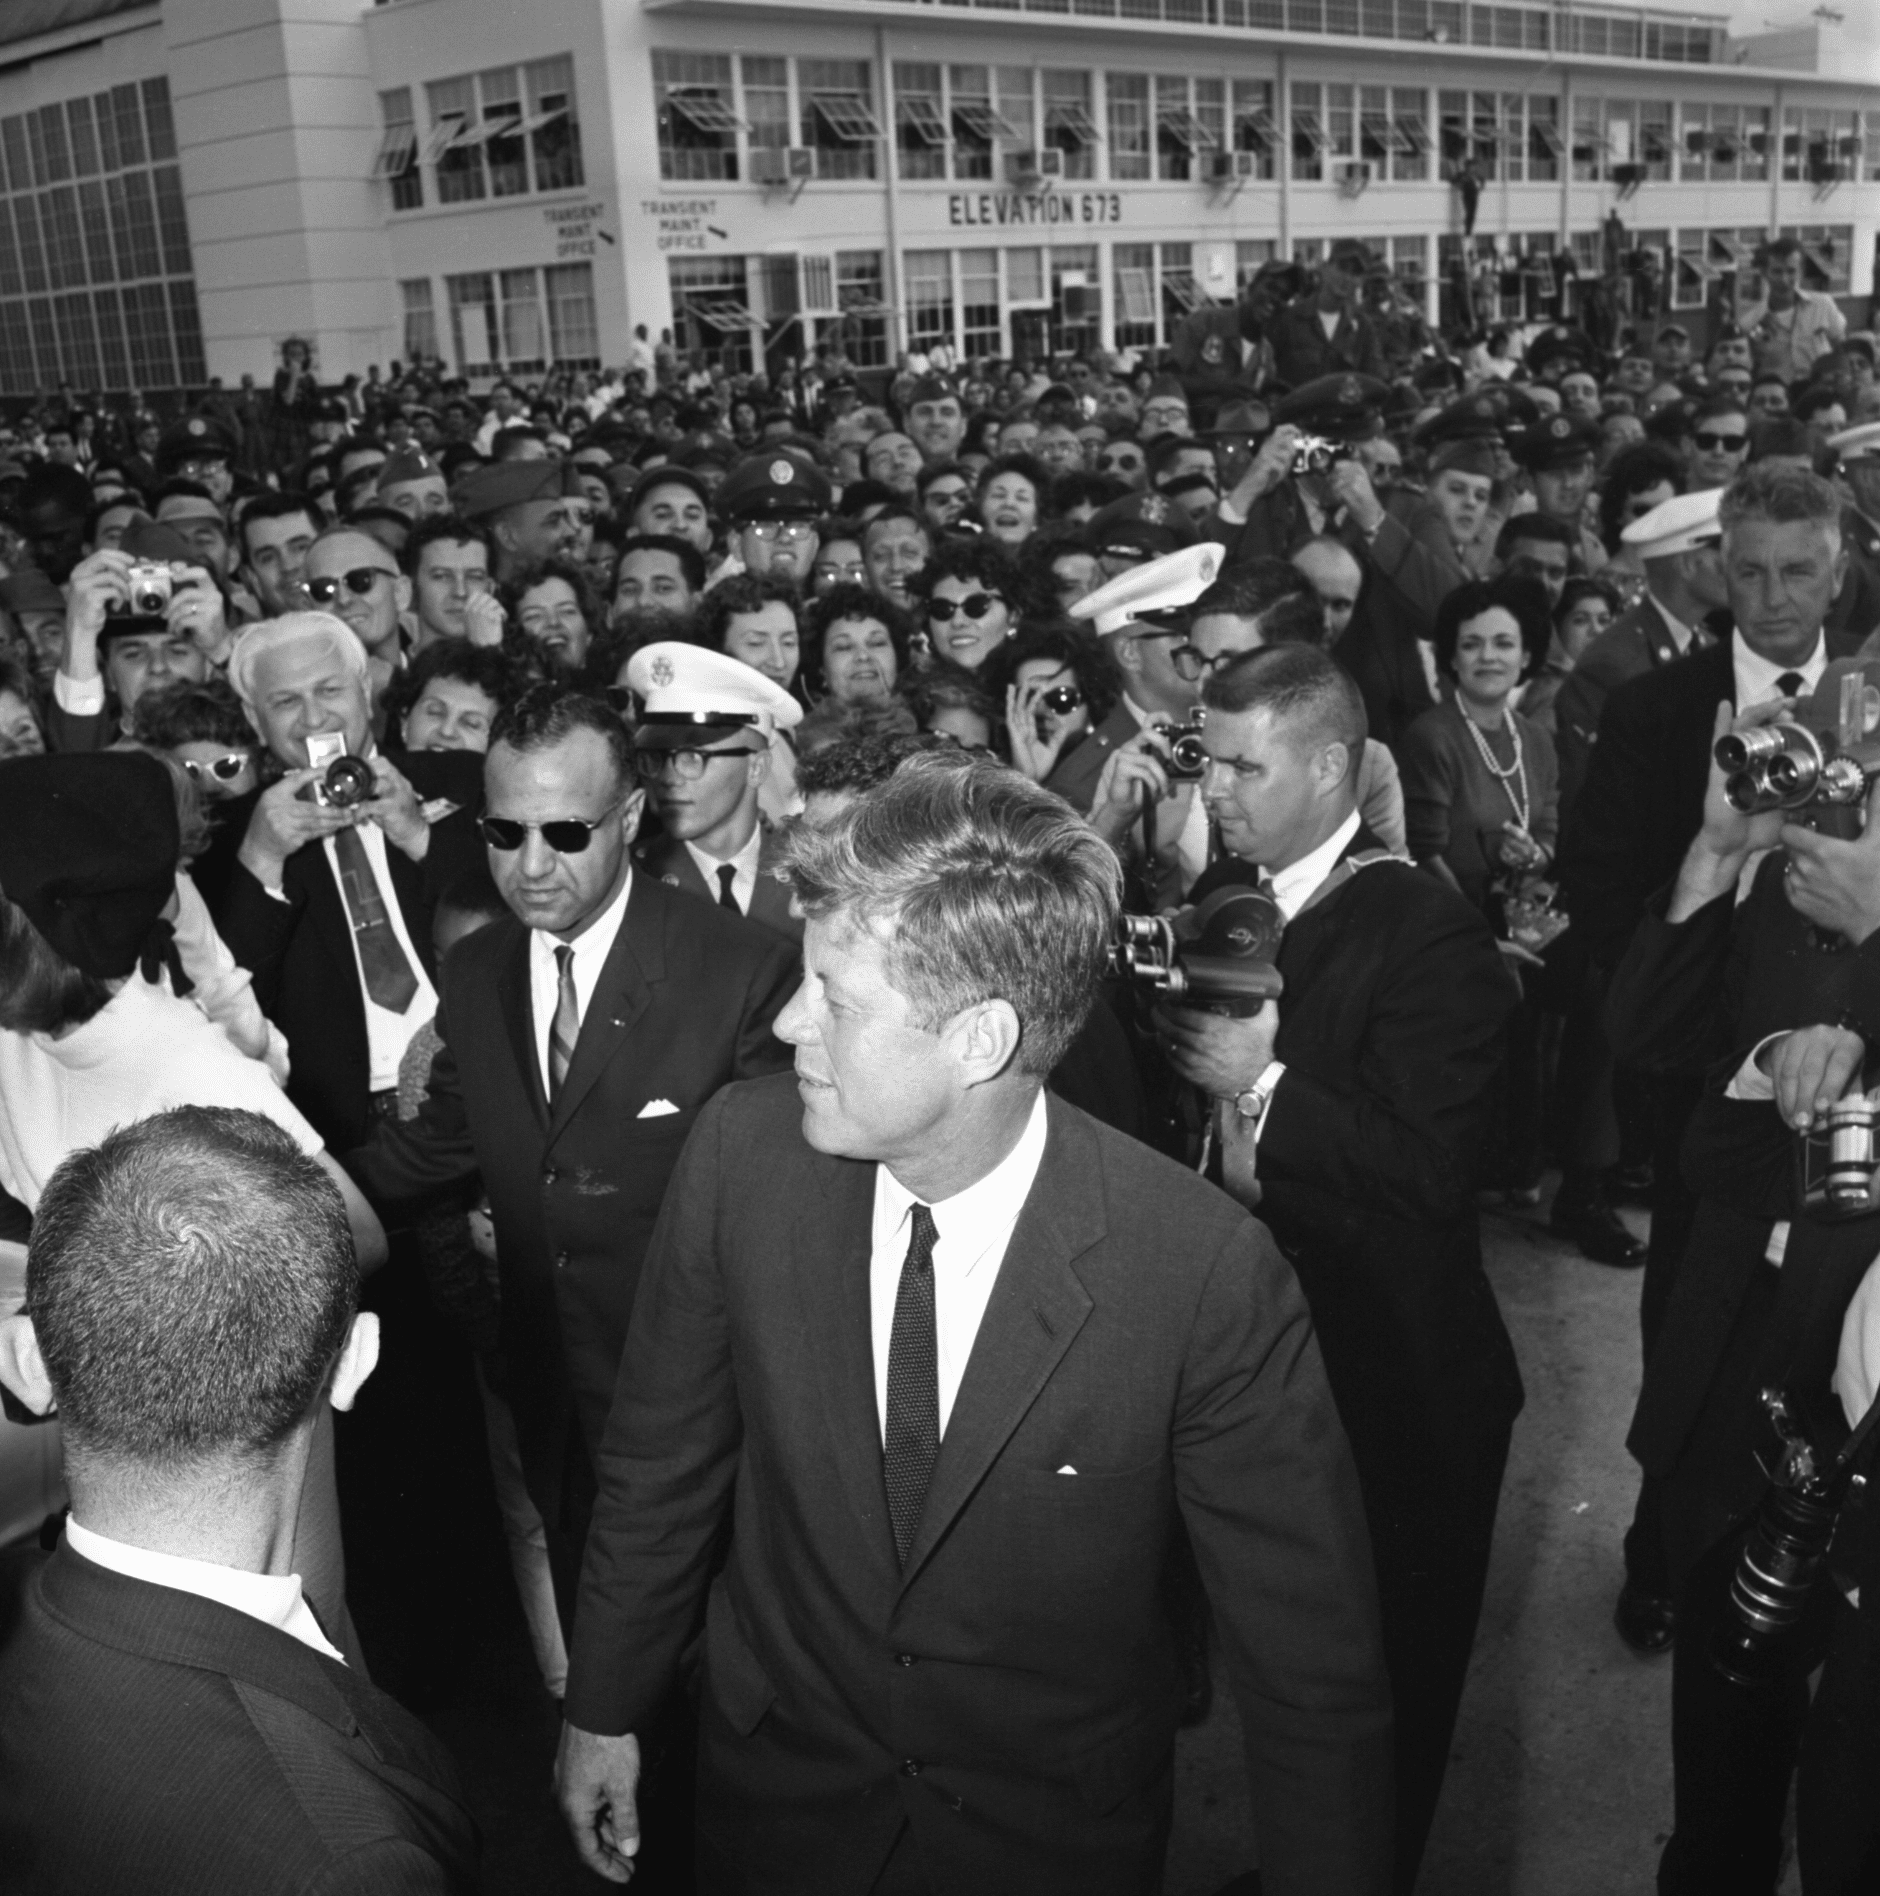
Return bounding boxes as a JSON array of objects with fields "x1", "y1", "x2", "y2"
[{"x1": 663, "y1": 873, "x2": 682, "y2": 887}]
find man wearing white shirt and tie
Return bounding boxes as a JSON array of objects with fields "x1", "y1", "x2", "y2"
[{"x1": 0, "y1": 1106, "x2": 478, "y2": 1895}]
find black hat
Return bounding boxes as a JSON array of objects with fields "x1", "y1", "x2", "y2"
[
  {"x1": 0, "y1": 752, "x2": 181, "y2": 981},
  {"x1": 621, "y1": 463, "x2": 711, "y2": 517},
  {"x1": 1526, "y1": 325, "x2": 1599, "y2": 376},
  {"x1": 1083, "y1": 491, "x2": 1200, "y2": 561},
  {"x1": 1413, "y1": 391, "x2": 1509, "y2": 450},
  {"x1": 1512, "y1": 411, "x2": 1601, "y2": 471},
  {"x1": 0, "y1": 569, "x2": 64, "y2": 615},
  {"x1": 715, "y1": 451, "x2": 832, "y2": 523},
  {"x1": 906, "y1": 374, "x2": 959, "y2": 407},
  {"x1": 155, "y1": 413, "x2": 239, "y2": 476},
  {"x1": 1271, "y1": 373, "x2": 1389, "y2": 442}
]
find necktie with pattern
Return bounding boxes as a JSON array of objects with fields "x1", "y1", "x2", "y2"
[
  {"x1": 884, "y1": 1203, "x2": 940, "y2": 1568},
  {"x1": 331, "y1": 827, "x2": 419, "y2": 1012},
  {"x1": 716, "y1": 862, "x2": 741, "y2": 913},
  {"x1": 548, "y1": 943, "x2": 580, "y2": 1100}
]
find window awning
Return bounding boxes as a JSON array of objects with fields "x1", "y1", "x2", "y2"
[
  {"x1": 1678, "y1": 254, "x2": 1720, "y2": 280},
  {"x1": 1235, "y1": 106, "x2": 1278, "y2": 146},
  {"x1": 372, "y1": 124, "x2": 417, "y2": 178},
  {"x1": 1159, "y1": 109, "x2": 1218, "y2": 150},
  {"x1": 666, "y1": 90, "x2": 747, "y2": 136},
  {"x1": 1045, "y1": 101, "x2": 1099, "y2": 143},
  {"x1": 952, "y1": 101, "x2": 1015, "y2": 142},
  {"x1": 1115, "y1": 266, "x2": 1155, "y2": 325},
  {"x1": 1163, "y1": 271, "x2": 1212, "y2": 311},
  {"x1": 686, "y1": 300, "x2": 755, "y2": 333},
  {"x1": 419, "y1": 116, "x2": 468, "y2": 164},
  {"x1": 1707, "y1": 232, "x2": 1746, "y2": 262},
  {"x1": 1292, "y1": 109, "x2": 1327, "y2": 150},
  {"x1": 1528, "y1": 121, "x2": 1564, "y2": 155},
  {"x1": 811, "y1": 94, "x2": 882, "y2": 141},
  {"x1": 897, "y1": 97, "x2": 947, "y2": 145},
  {"x1": 514, "y1": 104, "x2": 570, "y2": 138}
]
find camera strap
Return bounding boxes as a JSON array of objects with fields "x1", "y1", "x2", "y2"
[{"x1": 1291, "y1": 847, "x2": 1413, "y2": 922}]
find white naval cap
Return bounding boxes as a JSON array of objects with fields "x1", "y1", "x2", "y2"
[
  {"x1": 1621, "y1": 486, "x2": 1724, "y2": 560},
  {"x1": 1828, "y1": 420, "x2": 1880, "y2": 463},
  {"x1": 625, "y1": 641, "x2": 803, "y2": 746},
  {"x1": 1068, "y1": 542, "x2": 1224, "y2": 638}
]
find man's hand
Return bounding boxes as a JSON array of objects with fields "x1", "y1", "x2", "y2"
[
  {"x1": 1761, "y1": 1024, "x2": 1866, "y2": 1131},
  {"x1": 462, "y1": 589, "x2": 506, "y2": 648},
  {"x1": 238, "y1": 769, "x2": 353, "y2": 888},
  {"x1": 1087, "y1": 728, "x2": 1172, "y2": 848},
  {"x1": 1225, "y1": 424, "x2": 1302, "y2": 513},
  {"x1": 1326, "y1": 458, "x2": 1385, "y2": 537},
  {"x1": 61, "y1": 549, "x2": 134, "y2": 680},
  {"x1": 359, "y1": 753, "x2": 430, "y2": 861},
  {"x1": 1666, "y1": 699, "x2": 1792, "y2": 922},
  {"x1": 165, "y1": 563, "x2": 231, "y2": 665},
  {"x1": 555, "y1": 1723, "x2": 642, "y2": 1884},
  {"x1": 1781, "y1": 778, "x2": 1880, "y2": 946},
  {"x1": 1152, "y1": 998, "x2": 1280, "y2": 1100}
]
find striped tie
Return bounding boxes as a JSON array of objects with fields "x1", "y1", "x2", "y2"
[{"x1": 548, "y1": 944, "x2": 579, "y2": 1100}]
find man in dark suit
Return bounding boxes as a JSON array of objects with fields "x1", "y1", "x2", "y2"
[
  {"x1": 556, "y1": 755, "x2": 1393, "y2": 1896},
  {"x1": 1266, "y1": 241, "x2": 1388, "y2": 389},
  {"x1": 625, "y1": 640, "x2": 804, "y2": 944},
  {"x1": 0, "y1": 1106, "x2": 478, "y2": 1895},
  {"x1": 1559, "y1": 462, "x2": 1861, "y2": 1654},
  {"x1": 348, "y1": 687, "x2": 797, "y2": 1567},
  {"x1": 1156, "y1": 643, "x2": 1522, "y2": 1892}
]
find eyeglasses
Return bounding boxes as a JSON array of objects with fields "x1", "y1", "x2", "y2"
[
  {"x1": 477, "y1": 799, "x2": 624, "y2": 855},
  {"x1": 303, "y1": 566, "x2": 396, "y2": 605},
  {"x1": 745, "y1": 520, "x2": 815, "y2": 544},
  {"x1": 179, "y1": 752, "x2": 250, "y2": 784},
  {"x1": 635, "y1": 744, "x2": 758, "y2": 782},
  {"x1": 1693, "y1": 430, "x2": 1749, "y2": 452},
  {"x1": 928, "y1": 592, "x2": 1003, "y2": 622},
  {"x1": 1171, "y1": 645, "x2": 1235, "y2": 682},
  {"x1": 814, "y1": 562, "x2": 868, "y2": 586}
]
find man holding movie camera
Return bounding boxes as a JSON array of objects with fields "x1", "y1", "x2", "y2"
[{"x1": 1149, "y1": 641, "x2": 1522, "y2": 1893}]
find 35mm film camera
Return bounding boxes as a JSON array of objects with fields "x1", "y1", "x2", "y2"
[
  {"x1": 1290, "y1": 434, "x2": 1351, "y2": 477},
  {"x1": 298, "y1": 730, "x2": 376, "y2": 810},
  {"x1": 1716, "y1": 659, "x2": 1880, "y2": 838},
  {"x1": 1110, "y1": 885, "x2": 1285, "y2": 1018}
]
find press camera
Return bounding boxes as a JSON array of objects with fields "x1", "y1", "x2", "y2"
[
  {"x1": 1110, "y1": 885, "x2": 1284, "y2": 1018},
  {"x1": 300, "y1": 730, "x2": 376, "y2": 809},
  {"x1": 104, "y1": 561, "x2": 175, "y2": 619},
  {"x1": 1152, "y1": 714, "x2": 1210, "y2": 783},
  {"x1": 1716, "y1": 659, "x2": 1880, "y2": 838},
  {"x1": 1290, "y1": 434, "x2": 1351, "y2": 477}
]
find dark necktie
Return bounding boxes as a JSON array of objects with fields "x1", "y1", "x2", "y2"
[
  {"x1": 548, "y1": 944, "x2": 579, "y2": 1100},
  {"x1": 331, "y1": 827, "x2": 419, "y2": 1012},
  {"x1": 716, "y1": 862, "x2": 741, "y2": 913},
  {"x1": 884, "y1": 1203, "x2": 940, "y2": 1568},
  {"x1": 1775, "y1": 671, "x2": 1805, "y2": 698}
]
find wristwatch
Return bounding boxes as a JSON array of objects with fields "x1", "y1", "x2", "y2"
[{"x1": 1232, "y1": 1062, "x2": 1286, "y2": 1131}]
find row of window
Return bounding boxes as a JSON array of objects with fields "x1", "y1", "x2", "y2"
[
  {"x1": 398, "y1": 263, "x2": 599, "y2": 374},
  {"x1": 376, "y1": 56, "x2": 584, "y2": 211},
  {"x1": 646, "y1": 52, "x2": 1876, "y2": 190},
  {"x1": 0, "y1": 282, "x2": 207, "y2": 395}
]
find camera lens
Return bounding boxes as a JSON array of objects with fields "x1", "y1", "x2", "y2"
[{"x1": 322, "y1": 755, "x2": 376, "y2": 809}]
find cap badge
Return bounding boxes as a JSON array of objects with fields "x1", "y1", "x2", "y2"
[
  {"x1": 650, "y1": 656, "x2": 674, "y2": 687},
  {"x1": 1339, "y1": 377, "x2": 1362, "y2": 405},
  {"x1": 1139, "y1": 494, "x2": 1168, "y2": 523},
  {"x1": 769, "y1": 459, "x2": 794, "y2": 484},
  {"x1": 187, "y1": 418, "x2": 206, "y2": 436}
]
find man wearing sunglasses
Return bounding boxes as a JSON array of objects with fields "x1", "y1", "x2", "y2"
[
  {"x1": 625, "y1": 643, "x2": 804, "y2": 944},
  {"x1": 1684, "y1": 398, "x2": 1753, "y2": 491},
  {"x1": 300, "y1": 525, "x2": 412, "y2": 674}
]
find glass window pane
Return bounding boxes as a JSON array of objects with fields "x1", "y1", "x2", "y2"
[
  {"x1": 118, "y1": 169, "x2": 162, "y2": 278},
  {"x1": 544, "y1": 261, "x2": 598, "y2": 362},
  {"x1": 92, "y1": 287, "x2": 127, "y2": 387},
  {"x1": 168, "y1": 279, "x2": 205, "y2": 384},
  {"x1": 14, "y1": 195, "x2": 46, "y2": 294},
  {"x1": 401, "y1": 278, "x2": 437, "y2": 361},
  {"x1": 526, "y1": 54, "x2": 584, "y2": 191},
  {"x1": 112, "y1": 85, "x2": 146, "y2": 168},
  {"x1": 66, "y1": 98, "x2": 99, "y2": 178},
  {"x1": 152, "y1": 167, "x2": 191, "y2": 276},
  {"x1": 499, "y1": 265, "x2": 546, "y2": 366},
  {"x1": 142, "y1": 79, "x2": 177, "y2": 162}
]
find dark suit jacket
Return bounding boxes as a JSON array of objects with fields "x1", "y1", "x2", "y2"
[
  {"x1": 1044, "y1": 701, "x2": 1139, "y2": 816},
  {"x1": 1826, "y1": 505, "x2": 1880, "y2": 649},
  {"x1": 215, "y1": 751, "x2": 485, "y2": 1151},
  {"x1": 635, "y1": 827, "x2": 803, "y2": 943},
  {"x1": 0, "y1": 1544, "x2": 477, "y2": 1894},
  {"x1": 565, "y1": 1077, "x2": 1394, "y2": 1896},
  {"x1": 1267, "y1": 299, "x2": 1387, "y2": 389},
  {"x1": 1192, "y1": 837, "x2": 1525, "y2": 1516},
  {"x1": 348, "y1": 872, "x2": 797, "y2": 1516}
]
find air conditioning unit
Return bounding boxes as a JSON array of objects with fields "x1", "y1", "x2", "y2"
[
  {"x1": 751, "y1": 146, "x2": 815, "y2": 186},
  {"x1": 1335, "y1": 160, "x2": 1371, "y2": 196},
  {"x1": 1212, "y1": 149, "x2": 1261, "y2": 181},
  {"x1": 1006, "y1": 146, "x2": 1064, "y2": 184}
]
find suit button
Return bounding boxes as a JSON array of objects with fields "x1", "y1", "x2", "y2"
[
  {"x1": 894, "y1": 1653, "x2": 916, "y2": 1668},
  {"x1": 542, "y1": 1164, "x2": 559, "y2": 1184},
  {"x1": 555, "y1": 1250, "x2": 570, "y2": 1269},
  {"x1": 899, "y1": 1758, "x2": 922, "y2": 1777}
]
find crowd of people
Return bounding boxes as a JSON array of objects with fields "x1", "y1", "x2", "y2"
[{"x1": 2, "y1": 227, "x2": 1880, "y2": 1895}]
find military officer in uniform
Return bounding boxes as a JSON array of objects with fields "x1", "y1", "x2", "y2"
[
  {"x1": 1511, "y1": 411, "x2": 1607, "y2": 575},
  {"x1": 710, "y1": 451, "x2": 833, "y2": 590},
  {"x1": 627, "y1": 641, "x2": 804, "y2": 944}
]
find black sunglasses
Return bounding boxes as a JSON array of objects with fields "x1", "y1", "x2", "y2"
[
  {"x1": 928, "y1": 592, "x2": 1002, "y2": 622},
  {"x1": 478, "y1": 798, "x2": 623, "y2": 855},
  {"x1": 1038, "y1": 684, "x2": 1084, "y2": 715},
  {"x1": 1693, "y1": 430, "x2": 1749, "y2": 452},
  {"x1": 304, "y1": 566, "x2": 396, "y2": 604}
]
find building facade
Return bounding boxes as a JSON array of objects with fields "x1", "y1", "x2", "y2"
[{"x1": 0, "y1": 0, "x2": 1872, "y2": 394}]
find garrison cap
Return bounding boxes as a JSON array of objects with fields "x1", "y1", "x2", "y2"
[
  {"x1": 1512, "y1": 411, "x2": 1601, "y2": 471},
  {"x1": 452, "y1": 457, "x2": 583, "y2": 521},
  {"x1": 626, "y1": 641, "x2": 803, "y2": 745},
  {"x1": 1620, "y1": 487, "x2": 1724, "y2": 559},
  {"x1": 1272, "y1": 373, "x2": 1389, "y2": 442},
  {"x1": 1427, "y1": 437, "x2": 1501, "y2": 479},
  {"x1": 715, "y1": 452, "x2": 832, "y2": 523},
  {"x1": 1083, "y1": 490, "x2": 1200, "y2": 562},
  {"x1": 1069, "y1": 542, "x2": 1224, "y2": 637}
]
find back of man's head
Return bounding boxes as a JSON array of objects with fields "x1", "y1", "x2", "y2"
[
  {"x1": 27, "y1": 1107, "x2": 355, "y2": 1470},
  {"x1": 1202, "y1": 641, "x2": 1368, "y2": 770}
]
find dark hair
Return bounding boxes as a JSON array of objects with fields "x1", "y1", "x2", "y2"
[
  {"x1": 1598, "y1": 441, "x2": 1686, "y2": 552},
  {"x1": 1202, "y1": 642, "x2": 1368, "y2": 760},
  {"x1": 693, "y1": 571, "x2": 798, "y2": 658},
  {"x1": 860, "y1": 502, "x2": 930, "y2": 548},
  {"x1": 503, "y1": 557, "x2": 604, "y2": 650},
  {"x1": 490, "y1": 683, "x2": 634, "y2": 789},
  {"x1": 1194, "y1": 556, "x2": 1317, "y2": 623},
  {"x1": 976, "y1": 451, "x2": 1051, "y2": 510},
  {"x1": 616, "y1": 531, "x2": 707, "y2": 598},
  {"x1": 1494, "y1": 513, "x2": 1576, "y2": 558},
  {"x1": 1689, "y1": 394, "x2": 1750, "y2": 430},
  {"x1": 980, "y1": 622, "x2": 1120, "y2": 727},
  {"x1": 1793, "y1": 385, "x2": 1847, "y2": 424},
  {"x1": 84, "y1": 493, "x2": 148, "y2": 544},
  {"x1": 1555, "y1": 574, "x2": 1623, "y2": 629},
  {"x1": 1050, "y1": 471, "x2": 1127, "y2": 517},
  {"x1": 129, "y1": 675, "x2": 252, "y2": 750},
  {"x1": 800, "y1": 582, "x2": 915, "y2": 698},
  {"x1": 380, "y1": 636, "x2": 519, "y2": 735},
  {"x1": 233, "y1": 493, "x2": 320, "y2": 561},
  {"x1": 27, "y1": 1107, "x2": 356, "y2": 1463},
  {"x1": 0, "y1": 894, "x2": 113, "y2": 1033},
  {"x1": 899, "y1": 659, "x2": 1001, "y2": 736},
  {"x1": 401, "y1": 513, "x2": 490, "y2": 575},
  {"x1": 1431, "y1": 573, "x2": 1554, "y2": 682},
  {"x1": 1747, "y1": 417, "x2": 1821, "y2": 465},
  {"x1": 438, "y1": 863, "x2": 509, "y2": 928},
  {"x1": 794, "y1": 729, "x2": 942, "y2": 797},
  {"x1": 914, "y1": 460, "x2": 971, "y2": 501},
  {"x1": 910, "y1": 534, "x2": 1017, "y2": 605},
  {"x1": 153, "y1": 478, "x2": 220, "y2": 513},
  {"x1": 838, "y1": 478, "x2": 899, "y2": 519}
]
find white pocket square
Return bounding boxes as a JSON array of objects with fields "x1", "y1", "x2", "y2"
[{"x1": 637, "y1": 1098, "x2": 681, "y2": 1118}]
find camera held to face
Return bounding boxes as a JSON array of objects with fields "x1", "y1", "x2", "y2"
[
  {"x1": 1110, "y1": 886, "x2": 1285, "y2": 1018},
  {"x1": 1715, "y1": 660, "x2": 1880, "y2": 838},
  {"x1": 298, "y1": 731, "x2": 376, "y2": 810},
  {"x1": 1290, "y1": 434, "x2": 1350, "y2": 478},
  {"x1": 1155, "y1": 715, "x2": 1210, "y2": 784},
  {"x1": 112, "y1": 562, "x2": 174, "y2": 618}
]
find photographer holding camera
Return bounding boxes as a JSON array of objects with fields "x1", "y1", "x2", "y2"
[{"x1": 1152, "y1": 642, "x2": 1522, "y2": 1891}]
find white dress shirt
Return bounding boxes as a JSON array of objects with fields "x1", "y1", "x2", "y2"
[
  {"x1": 321, "y1": 819, "x2": 438, "y2": 1093},
  {"x1": 65, "y1": 1517, "x2": 346, "y2": 1664},
  {"x1": 869, "y1": 1090, "x2": 1049, "y2": 1443},
  {"x1": 684, "y1": 823, "x2": 763, "y2": 917},
  {"x1": 1733, "y1": 628, "x2": 1827, "y2": 710},
  {"x1": 528, "y1": 868, "x2": 633, "y2": 1098}
]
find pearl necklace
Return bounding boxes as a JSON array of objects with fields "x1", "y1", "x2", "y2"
[{"x1": 1461, "y1": 703, "x2": 1530, "y2": 833}]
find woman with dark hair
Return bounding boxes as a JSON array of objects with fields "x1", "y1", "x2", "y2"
[
  {"x1": 898, "y1": 662, "x2": 1000, "y2": 752},
  {"x1": 382, "y1": 639, "x2": 518, "y2": 755},
  {"x1": 693, "y1": 572, "x2": 802, "y2": 695},
  {"x1": 132, "y1": 676, "x2": 259, "y2": 802},
  {"x1": 799, "y1": 583, "x2": 913, "y2": 709},
  {"x1": 981, "y1": 624, "x2": 1119, "y2": 784},
  {"x1": 506, "y1": 557, "x2": 605, "y2": 675},
  {"x1": 1015, "y1": 527, "x2": 1103, "y2": 617},
  {"x1": 975, "y1": 451, "x2": 1050, "y2": 548},
  {"x1": 910, "y1": 537, "x2": 1020, "y2": 673},
  {"x1": 1520, "y1": 574, "x2": 1623, "y2": 737},
  {"x1": 1597, "y1": 439, "x2": 1686, "y2": 559}
]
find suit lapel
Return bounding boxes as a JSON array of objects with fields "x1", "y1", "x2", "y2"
[
  {"x1": 898, "y1": 1100, "x2": 1101, "y2": 1590},
  {"x1": 548, "y1": 875, "x2": 660, "y2": 1140},
  {"x1": 497, "y1": 922, "x2": 548, "y2": 1130}
]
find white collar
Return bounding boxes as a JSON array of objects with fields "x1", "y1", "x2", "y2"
[
  {"x1": 1733, "y1": 628, "x2": 1828, "y2": 708},
  {"x1": 535, "y1": 864, "x2": 633, "y2": 961},
  {"x1": 877, "y1": 1088, "x2": 1049, "y2": 1246},
  {"x1": 65, "y1": 1516, "x2": 345, "y2": 1664},
  {"x1": 1267, "y1": 809, "x2": 1364, "y2": 922},
  {"x1": 686, "y1": 816, "x2": 763, "y2": 875}
]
